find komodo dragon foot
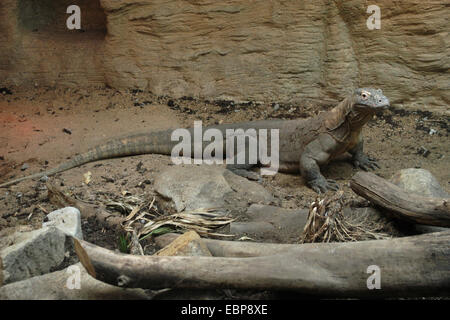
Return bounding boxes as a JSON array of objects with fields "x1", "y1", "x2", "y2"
[
  {"x1": 227, "y1": 168, "x2": 262, "y2": 182},
  {"x1": 308, "y1": 177, "x2": 340, "y2": 194},
  {"x1": 226, "y1": 162, "x2": 262, "y2": 182},
  {"x1": 352, "y1": 154, "x2": 380, "y2": 171}
]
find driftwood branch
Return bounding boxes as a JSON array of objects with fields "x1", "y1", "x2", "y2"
[
  {"x1": 73, "y1": 231, "x2": 450, "y2": 297},
  {"x1": 46, "y1": 182, "x2": 125, "y2": 230},
  {"x1": 350, "y1": 171, "x2": 450, "y2": 227}
]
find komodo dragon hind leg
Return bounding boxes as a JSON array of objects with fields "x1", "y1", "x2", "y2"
[
  {"x1": 225, "y1": 141, "x2": 262, "y2": 182},
  {"x1": 224, "y1": 132, "x2": 262, "y2": 182}
]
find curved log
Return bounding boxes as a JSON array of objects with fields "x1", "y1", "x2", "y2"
[
  {"x1": 73, "y1": 231, "x2": 450, "y2": 297},
  {"x1": 350, "y1": 171, "x2": 450, "y2": 227}
]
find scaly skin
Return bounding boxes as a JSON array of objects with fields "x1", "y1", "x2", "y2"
[{"x1": 0, "y1": 88, "x2": 389, "y2": 193}]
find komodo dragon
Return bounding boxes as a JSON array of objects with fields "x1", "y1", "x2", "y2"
[{"x1": 0, "y1": 88, "x2": 389, "y2": 193}]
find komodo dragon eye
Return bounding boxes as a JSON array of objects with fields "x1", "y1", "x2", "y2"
[{"x1": 361, "y1": 92, "x2": 369, "y2": 100}]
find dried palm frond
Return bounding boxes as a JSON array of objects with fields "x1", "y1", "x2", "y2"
[
  {"x1": 105, "y1": 195, "x2": 144, "y2": 214},
  {"x1": 300, "y1": 191, "x2": 390, "y2": 243},
  {"x1": 138, "y1": 208, "x2": 235, "y2": 240},
  {"x1": 100, "y1": 192, "x2": 234, "y2": 241}
]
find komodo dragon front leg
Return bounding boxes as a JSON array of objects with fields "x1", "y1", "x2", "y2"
[
  {"x1": 299, "y1": 134, "x2": 341, "y2": 194},
  {"x1": 300, "y1": 134, "x2": 380, "y2": 193},
  {"x1": 348, "y1": 136, "x2": 380, "y2": 171}
]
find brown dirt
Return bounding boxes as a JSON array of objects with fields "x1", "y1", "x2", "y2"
[{"x1": 0, "y1": 86, "x2": 449, "y2": 250}]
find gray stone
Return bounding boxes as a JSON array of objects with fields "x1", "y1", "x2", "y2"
[
  {"x1": 230, "y1": 204, "x2": 308, "y2": 242},
  {"x1": 0, "y1": 227, "x2": 66, "y2": 285},
  {"x1": 390, "y1": 169, "x2": 449, "y2": 234},
  {"x1": 0, "y1": 263, "x2": 150, "y2": 300},
  {"x1": 230, "y1": 221, "x2": 274, "y2": 235},
  {"x1": 154, "y1": 165, "x2": 274, "y2": 212},
  {"x1": 390, "y1": 168, "x2": 449, "y2": 198},
  {"x1": 42, "y1": 207, "x2": 83, "y2": 239}
]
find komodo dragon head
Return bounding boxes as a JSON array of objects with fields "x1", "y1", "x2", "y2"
[
  {"x1": 353, "y1": 88, "x2": 390, "y2": 109},
  {"x1": 346, "y1": 88, "x2": 390, "y2": 128},
  {"x1": 325, "y1": 88, "x2": 390, "y2": 131}
]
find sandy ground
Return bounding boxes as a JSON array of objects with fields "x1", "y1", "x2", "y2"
[{"x1": 0, "y1": 86, "x2": 449, "y2": 250}]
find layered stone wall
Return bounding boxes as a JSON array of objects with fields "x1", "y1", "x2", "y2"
[
  {"x1": 0, "y1": 0, "x2": 448, "y2": 112},
  {"x1": 0, "y1": 0, "x2": 106, "y2": 88}
]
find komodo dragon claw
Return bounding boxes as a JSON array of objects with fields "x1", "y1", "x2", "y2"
[
  {"x1": 353, "y1": 155, "x2": 380, "y2": 171},
  {"x1": 309, "y1": 177, "x2": 340, "y2": 194},
  {"x1": 229, "y1": 168, "x2": 262, "y2": 182}
]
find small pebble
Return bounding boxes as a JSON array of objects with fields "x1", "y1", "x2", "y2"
[
  {"x1": 39, "y1": 175, "x2": 49, "y2": 182},
  {"x1": 20, "y1": 163, "x2": 29, "y2": 171},
  {"x1": 417, "y1": 146, "x2": 430, "y2": 157}
]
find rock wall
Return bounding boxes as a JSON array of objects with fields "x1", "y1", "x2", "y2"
[
  {"x1": 0, "y1": 0, "x2": 106, "y2": 88},
  {"x1": 0, "y1": 0, "x2": 448, "y2": 112}
]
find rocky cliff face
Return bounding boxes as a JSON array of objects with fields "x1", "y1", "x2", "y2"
[
  {"x1": 0, "y1": 0, "x2": 106, "y2": 88},
  {"x1": 1, "y1": 0, "x2": 448, "y2": 112}
]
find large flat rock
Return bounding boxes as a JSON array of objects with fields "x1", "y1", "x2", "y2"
[
  {"x1": 154, "y1": 165, "x2": 274, "y2": 212},
  {"x1": 231, "y1": 204, "x2": 309, "y2": 242}
]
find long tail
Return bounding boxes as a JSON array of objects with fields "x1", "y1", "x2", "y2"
[{"x1": 0, "y1": 131, "x2": 174, "y2": 188}]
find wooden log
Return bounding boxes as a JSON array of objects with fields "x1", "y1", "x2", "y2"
[
  {"x1": 73, "y1": 231, "x2": 450, "y2": 297},
  {"x1": 350, "y1": 171, "x2": 450, "y2": 227}
]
